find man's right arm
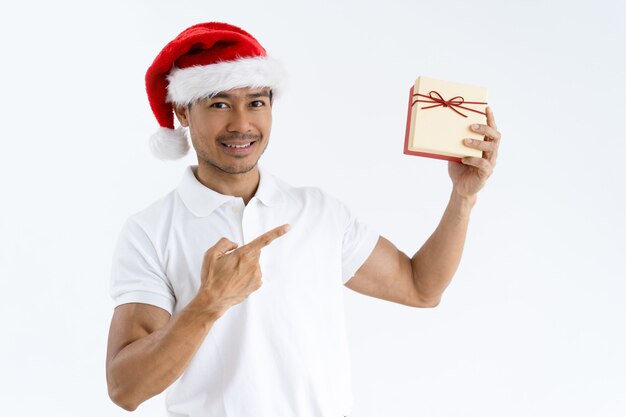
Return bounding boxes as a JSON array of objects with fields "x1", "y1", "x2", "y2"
[
  {"x1": 106, "y1": 294, "x2": 223, "y2": 411},
  {"x1": 106, "y1": 224, "x2": 290, "y2": 411}
]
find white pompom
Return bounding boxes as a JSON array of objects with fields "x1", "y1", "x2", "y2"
[{"x1": 149, "y1": 127, "x2": 190, "y2": 160}]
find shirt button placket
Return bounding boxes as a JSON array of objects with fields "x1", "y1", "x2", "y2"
[
  {"x1": 231, "y1": 199, "x2": 245, "y2": 244},
  {"x1": 240, "y1": 199, "x2": 258, "y2": 245},
  {"x1": 241, "y1": 198, "x2": 267, "y2": 277}
]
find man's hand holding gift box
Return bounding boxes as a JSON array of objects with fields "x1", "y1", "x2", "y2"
[{"x1": 404, "y1": 76, "x2": 502, "y2": 198}]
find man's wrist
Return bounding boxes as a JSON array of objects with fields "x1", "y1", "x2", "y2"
[
  {"x1": 449, "y1": 188, "x2": 477, "y2": 216},
  {"x1": 187, "y1": 292, "x2": 227, "y2": 325}
]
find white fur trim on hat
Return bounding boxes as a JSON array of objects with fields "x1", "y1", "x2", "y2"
[
  {"x1": 149, "y1": 126, "x2": 190, "y2": 160},
  {"x1": 166, "y1": 56, "x2": 285, "y2": 105}
]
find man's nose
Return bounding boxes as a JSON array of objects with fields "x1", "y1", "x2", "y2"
[{"x1": 226, "y1": 108, "x2": 252, "y2": 133}]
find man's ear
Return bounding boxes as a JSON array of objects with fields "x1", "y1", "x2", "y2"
[{"x1": 173, "y1": 104, "x2": 190, "y2": 127}]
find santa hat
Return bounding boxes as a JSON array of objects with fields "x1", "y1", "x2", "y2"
[{"x1": 145, "y1": 22, "x2": 285, "y2": 160}]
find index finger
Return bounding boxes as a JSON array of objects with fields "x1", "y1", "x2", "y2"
[{"x1": 240, "y1": 224, "x2": 291, "y2": 253}]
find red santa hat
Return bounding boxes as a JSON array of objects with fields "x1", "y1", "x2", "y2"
[{"x1": 145, "y1": 22, "x2": 285, "y2": 160}]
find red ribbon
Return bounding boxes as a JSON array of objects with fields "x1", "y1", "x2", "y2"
[{"x1": 412, "y1": 91, "x2": 487, "y2": 118}]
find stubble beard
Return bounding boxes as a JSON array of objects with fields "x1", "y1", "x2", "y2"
[{"x1": 195, "y1": 133, "x2": 269, "y2": 175}]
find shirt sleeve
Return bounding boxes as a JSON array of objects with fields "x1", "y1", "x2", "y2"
[
  {"x1": 109, "y1": 217, "x2": 175, "y2": 314},
  {"x1": 340, "y1": 201, "x2": 380, "y2": 284}
]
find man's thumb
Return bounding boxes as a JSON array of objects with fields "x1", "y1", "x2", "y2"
[{"x1": 209, "y1": 237, "x2": 239, "y2": 257}]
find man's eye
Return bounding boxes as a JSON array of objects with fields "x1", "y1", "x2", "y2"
[
  {"x1": 210, "y1": 102, "x2": 229, "y2": 109},
  {"x1": 250, "y1": 100, "x2": 265, "y2": 107}
]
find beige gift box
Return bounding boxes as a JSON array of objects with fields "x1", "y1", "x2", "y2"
[{"x1": 403, "y1": 76, "x2": 488, "y2": 162}]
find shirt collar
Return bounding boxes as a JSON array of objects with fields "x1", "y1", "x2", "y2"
[{"x1": 176, "y1": 164, "x2": 283, "y2": 217}]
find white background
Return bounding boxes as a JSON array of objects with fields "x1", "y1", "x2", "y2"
[{"x1": 1, "y1": 0, "x2": 625, "y2": 416}]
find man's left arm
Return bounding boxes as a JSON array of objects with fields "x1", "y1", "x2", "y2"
[{"x1": 345, "y1": 107, "x2": 501, "y2": 307}]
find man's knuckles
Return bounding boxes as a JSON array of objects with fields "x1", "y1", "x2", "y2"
[
  {"x1": 206, "y1": 237, "x2": 237, "y2": 256},
  {"x1": 238, "y1": 248, "x2": 261, "y2": 263}
]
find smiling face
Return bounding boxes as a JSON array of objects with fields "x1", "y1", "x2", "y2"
[{"x1": 174, "y1": 86, "x2": 273, "y2": 175}]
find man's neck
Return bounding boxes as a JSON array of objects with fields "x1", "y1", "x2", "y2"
[{"x1": 194, "y1": 163, "x2": 260, "y2": 205}]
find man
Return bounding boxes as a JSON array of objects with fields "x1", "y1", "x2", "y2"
[{"x1": 106, "y1": 22, "x2": 501, "y2": 417}]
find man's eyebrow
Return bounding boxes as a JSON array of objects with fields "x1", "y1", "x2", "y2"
[
  {"x1": 210, "y1": 91, "x2": 271, "y2": 99},
  {"x1": 246, "y1": 91, "x2": 271, "y2": 98}
]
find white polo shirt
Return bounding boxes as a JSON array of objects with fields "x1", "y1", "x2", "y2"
[{"x1": 110, "y1": 164, "x2": 379, "y2": 417}]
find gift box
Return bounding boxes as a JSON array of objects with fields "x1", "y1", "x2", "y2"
[{"x1": 404, "y1": 76, "x2": 488, "y2": 162}]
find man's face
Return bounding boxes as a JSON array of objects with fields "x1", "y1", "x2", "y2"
[{"x1": 176, "y1": 86, "x2": 273, "y2": 175}]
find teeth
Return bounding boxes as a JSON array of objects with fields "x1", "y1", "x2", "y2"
[{"x1": 225, "y1": 142, "x2": 252, "y2": 148}]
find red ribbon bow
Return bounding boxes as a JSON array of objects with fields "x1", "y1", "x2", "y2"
[{"x1": 412, "y1": 91, "x2": 487, "y2": 118}]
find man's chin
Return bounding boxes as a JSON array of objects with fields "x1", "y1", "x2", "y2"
[
  {"x1": 203, "y1": 159, "x2": 259, "y2": 175},
  {"x1": 221, "y1": 164, "x2": 257, "y2": 175},
  {"x1": 196, "y1": 142, "x2": 267, "y2": 175}
]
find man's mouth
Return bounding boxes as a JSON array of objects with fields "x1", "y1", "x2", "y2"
[
  {"x1": 221, "y1": 141, "x2": 257, "y2": 149},
  {"x1": 219, "y1": 140, "x2": 259, "y2": 155}
]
